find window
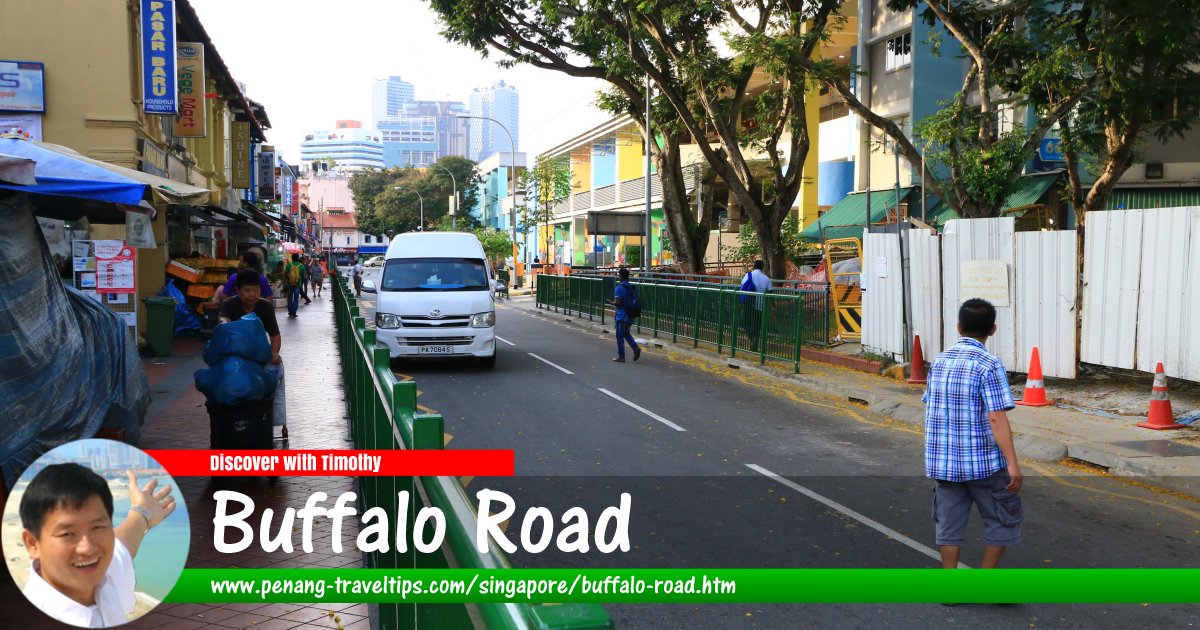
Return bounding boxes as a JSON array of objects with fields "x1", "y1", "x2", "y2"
[
  {"x1": 346, "y1": 236, "x2": 351, "y2": 245},
  {"x1": 884, "y1": 33, "x2": 912, "y2": 71}
]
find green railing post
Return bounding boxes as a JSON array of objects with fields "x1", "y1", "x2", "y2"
[
  {"x1": 758, "y1": 298, "x2": 768, "y2": 365},
  {"x1": 717, "y1": 289, "x2": 726, "y2": 354},
  {"x1": 652, "y1": 284, "x2": 660, "y2": 339},
  {"x1": 693, "y1": 287, "x2": 701, "y2": 348},
  {"x1": 671, "y1": 284, "x2": 679, "y2": 343},
  {"x1": 793, "y1": 294, "x2": 803, "y2": 374}
]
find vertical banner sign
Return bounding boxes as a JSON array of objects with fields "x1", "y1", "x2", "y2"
[
  {"x1": 231, "y1": 121, "x2": 251, "y2": 188},
  {"x1": 257, "y1": 146, "x2": 276, "y2": 199},
  {"x1": 140, "y1": 0, "x2": 178, "y2": 114},
  {"x1": 175, "y1": 42, "x2": 205, "y2": 137},
  {"x1": 281, "y1": 170, "x2": 295, "y2": 214},
  {"x1": 291, "y1": 178, "x2": 300, "y2": 215}
]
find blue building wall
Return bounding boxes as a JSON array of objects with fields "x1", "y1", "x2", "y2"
[
  {"x1": 909, "y1": 19, "x2": 963, "y2": 185},
  {"x1": 818, "y1": 161, "x2": 856, "y2": 206},
  {"x1": 591, "y1": 139, "x2": 617, "y2": 188}
]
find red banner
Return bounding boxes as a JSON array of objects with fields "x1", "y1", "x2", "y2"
[{"x1": 145, "y1": 449, "x2": 515, "y2": 477}]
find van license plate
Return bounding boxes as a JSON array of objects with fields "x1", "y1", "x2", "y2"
[{"x1": 418, "y1": 345, "x2": 453, "y2": 355}]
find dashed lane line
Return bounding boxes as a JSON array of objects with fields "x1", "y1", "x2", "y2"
[
  {"x1": 597, "y1": 388, "x2": 687, "y2": 432},
  {"x1": 746, "y1": 464, "x2": 965, "y2": 568},
  {"x1": 527, "y1": 353, "x2": 574, "y2": 375},
  {"x1": 495, "y1": 336, "x2": 516, "y2": 346}
]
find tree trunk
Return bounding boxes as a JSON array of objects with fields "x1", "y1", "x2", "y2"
[
  {"x1": 754, "y1": 216, "x2": 786, "y2": 278},
  {"x1": 646, "y1": 129, "x2": 711, "y2": 275}
]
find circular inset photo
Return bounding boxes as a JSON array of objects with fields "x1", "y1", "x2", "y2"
[{"x1": 2, "y1": 439, "x2": 189, "y2": 628}]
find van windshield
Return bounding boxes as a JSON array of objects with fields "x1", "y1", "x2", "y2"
[{"x1": 380, "y1": 257, "x2": 490, "y2": 291}]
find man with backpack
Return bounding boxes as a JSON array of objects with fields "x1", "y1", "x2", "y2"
[
  {"x1": 606, "y1": 267, "x2": 641, "y2": 363},
  {"x1": 740, "y1": 260, "x2": 772, "y2": 351},
  {"x1": 283, "y1": 253, "x2": 305, "y2": 318}
]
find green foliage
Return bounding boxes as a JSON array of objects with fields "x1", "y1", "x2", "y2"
[
  {"x1": 622, "y1": 244, "x2": 642, "y2": 268},
  {"x1": 473, "y1": 228, "x2": 512, "y2": 267},
  {"x1": 516, "y1": 156, "x2": 574, "y2": 257},
  {"x1": 721, "y1": 215, "x2": 818, "y2": 267},
  {"x1": 348, "y1": 158, "x2": 483, "y2": 235}
]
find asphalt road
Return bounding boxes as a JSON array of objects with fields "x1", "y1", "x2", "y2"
[{"x1": 364, "y1": 288, "x2": 1199, "y2": 628}]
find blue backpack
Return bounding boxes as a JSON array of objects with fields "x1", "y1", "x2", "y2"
[
  {"x1": 623, "y1": 282, "x2": 642, "y2": 318},
  {"x1": 739, "y1": 272, "x2": 755, "y2": 303}
]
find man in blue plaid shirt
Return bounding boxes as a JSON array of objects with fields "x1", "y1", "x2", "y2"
[{"x1": 923, "y1": 298, "x2": 1023, "y2": 570}]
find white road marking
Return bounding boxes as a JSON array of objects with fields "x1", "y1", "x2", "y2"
[
  {"x1": 745, "y1": 464, "x2": 966, "y2": 567},
  {"x1": 597, "y1": 388, "x2": 687, "y2": 432},
  {"x1": 495, "y1": 336, "x2": 516, "y2": 346},
  {"x1": 527, "y1": 353, "x2": 574, "y2": 375}
]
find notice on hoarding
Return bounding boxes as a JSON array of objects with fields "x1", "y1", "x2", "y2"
[{"x1": 960, "y1": 259, "x2": 1010, "y2": 306}]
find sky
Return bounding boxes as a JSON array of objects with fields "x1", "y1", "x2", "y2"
[{"x1": 189, "y1": 0, "x2": 613, "y2": 165}]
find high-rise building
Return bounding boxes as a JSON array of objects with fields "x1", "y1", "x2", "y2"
[
  {"x1": 371, "y1": 76, "x2": 415, "y2": 126},
  {"x1": 378, "y1": 100, "x2": 470, "y2": 167},
  {"x1": 468, "y1": 80, "x2": 520, "y2": 162},
  {"x1": 300, "y1": 123, "x2": 386, "y2": 172}
]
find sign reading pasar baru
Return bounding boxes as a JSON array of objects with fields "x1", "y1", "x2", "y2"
[{"x1": 140, "y1": 0, "x2": 178, "y2": 114}]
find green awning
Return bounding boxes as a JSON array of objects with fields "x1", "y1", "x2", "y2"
[
  {"x1": 1001, "y1": 172, "x2": 1059, "y2": 210},
  {"x1": 1099, "y1": 187, "x2": 1200, "y2": 210},
  {"x1": 802, "y1": 187, "x2": 915, "y2": 242}
]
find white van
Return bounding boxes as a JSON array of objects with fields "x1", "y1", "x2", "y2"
[{"x1": 373, "y1": 232, "x2": 497, "y2": 367}]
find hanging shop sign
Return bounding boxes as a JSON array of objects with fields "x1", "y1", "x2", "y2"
[
  {"x1": 140, "y1": 0, "x2": 177, "y2": 114},
  {"x1": 175, "y1": 42, "x2": 205, "y2": 137},
  {"x1": 231, "y1": 121, "x2": 251, "y2": 188}
]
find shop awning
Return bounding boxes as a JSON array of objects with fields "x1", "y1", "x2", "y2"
[
  {"x1": 1001, "y1": 172, "x2": 1060, "y2": 211},
  {"x1": 1099, "y1": 187, "x2": 1200, "y2": 210},
  {"x1": 801, "y1": 187, "x2": 915, "y2": 242},
  {"x1": 0, "y1": 153, "x2": 36, "y2": 186}
]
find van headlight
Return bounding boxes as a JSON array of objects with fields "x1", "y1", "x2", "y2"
[
  {"x1": 470, "y1": 311, "x2": 495, "y2": 328},
  {"x1": 376, "y1": 313, "x2": 402, "y2": 329}
]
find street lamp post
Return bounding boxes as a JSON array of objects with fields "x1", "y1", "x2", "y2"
[
  {"x1": 456, "y1": 114, "x2": 517, "y2": 271},
  {"x1": 421, "y1": 163, "x2": 458, "y2": 229},
  {"x1": 393, "y1": 186, "x2": 425, "y2": 230}
]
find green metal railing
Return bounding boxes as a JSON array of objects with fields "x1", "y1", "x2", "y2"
[
  {"x1": 535, "y1": 275, "x2": 830, "y2": 373},
  {"x1": 332, "y1": 273, "x2": 613, "y2": 630}
]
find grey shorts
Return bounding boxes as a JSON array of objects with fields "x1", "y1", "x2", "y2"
[{"x1": 932, "y1": 470, "x2": 1023, "y2": 547}]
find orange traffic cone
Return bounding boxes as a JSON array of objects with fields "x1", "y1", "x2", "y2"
[
  {"x1": 906, "y1": 335, "x2": 927, "y2": 384},
  {"x1": 1016, "y1": 347, "x2": 1052, "y2": 407},
  {"x1": 1137, "y1": 363, "x2": 1186, "y2": 430}
]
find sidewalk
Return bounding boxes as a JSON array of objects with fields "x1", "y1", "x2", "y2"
[
  {"x1": 133, "y1": 291, "x2": 370, "y2": 630},
  {"x1": 508, "y1": 295, "x2": 1200, "y2": 498}
]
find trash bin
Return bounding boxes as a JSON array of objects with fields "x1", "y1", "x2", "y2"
[{"x1": 141, "y1": 296, "x2": 177, "y2": 357}]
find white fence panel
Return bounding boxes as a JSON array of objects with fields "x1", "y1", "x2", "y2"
[
  {"x1": 942, "y1": 218, "x2": 1017, "y2": 367},
  {"x1": 1015, "y1": 231, "x2": 1078, "y2": 378},
  {"x1": 1080, "y1": 210, "x2": 1143, "y2": 369},
  {"x1": 1135, "y1": 207, "x2": 1200, "y2": 379},
  {"x1": 862, "y1": 232, "x2": 906, "y2": 360},
  {"x1": 908, "y1": 230, "x2": 943, "y2": 359}
]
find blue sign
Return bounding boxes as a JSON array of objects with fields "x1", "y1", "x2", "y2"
[
  {"x1": 140, "y1": 0, "x2": 177, "y2": 114},
  {"x1": 594, "y1": 245, "x2": 604, "y2": 253},
  {"x1": 0, "y1": 61, "x2": 45, "y2": 113},
  {"x1": 1038, "y1": 138, "x2": 1065, "y2": 163}
]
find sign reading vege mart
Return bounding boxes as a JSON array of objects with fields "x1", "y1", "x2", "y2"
[{"x1": 176, "y1": 43, "x2": 205, "y2": 137}]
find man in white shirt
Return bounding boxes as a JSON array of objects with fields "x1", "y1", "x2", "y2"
[
  {"x1": 19, "y1": 463, "x2": 176, "y2": 628},
  {"x1": 741, "y1": 260, "x2": 773, "y2": 350}
]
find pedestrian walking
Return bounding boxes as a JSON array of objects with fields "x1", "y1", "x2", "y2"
[
  {"x1": 739, "y1": 260, "x2": 772, "y2": 350},
  {"x1": 605, "y1": 267, "x2": 641, "y2": 362},
  {"x1": 352, "y1": 260, "x2": 364, "y2": 298},
  {"x1": 309, "y1": 256, "x2": 324, "y2": 298},
  {"x1": 923, "y1": 298, "x2": 1022, "y2": 571},
  {"x1": 283, "y1": 254, "x2": 305, "y2": 318},
  {"x1": 299, "y1": 256, "x2": 311, "y2": 305},
  {"x1": 219, "y1": 269, "x2": 287, "y2": 438}
]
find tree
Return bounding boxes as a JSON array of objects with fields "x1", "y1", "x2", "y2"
[
  {"x1": 518, "y1": 155, "x2": 574, "y2": 262},
  {"x1": 349, "y1": 158, "x2": 484, "y2": 235},
  {"x1": 426, "y1": 0, "x2": 846, "y2": 277}
]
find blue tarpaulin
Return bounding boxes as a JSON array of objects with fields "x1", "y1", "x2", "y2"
[{"x1": 0, "y1": 137, "x2": 149, "y2": 204}]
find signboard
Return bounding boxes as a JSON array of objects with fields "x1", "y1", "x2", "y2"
[
  {"x1": 257, "y1": 146, "x2": 276, "y2": 199},
  {"x1": 960, "y1": 259, "x2": 1010, "y2": 307},
  {"x1": 94, "y1": 242, "x2": 137, "y2": 294},
  {"x1": 125, "y1": 212, "x2": 157, "y2": 249},
  {"x1": 231, "y1": 121, "x2": 251, "y2": 188},
  {"x1": 281, "y1": 170, "x2": 294, "y2": 212},
  {"x1": 175, "y1": 42, "x2": 205, "y2": 137},
  {"x1": 0, "y1": 112, "x2": 42, "y2": 140},
  {"x1": 140, "y1": 0, "x2": 178, "y2": 114},
  {"x1": 0, "y1": 61, "x2": 45, "y2": 113},
  {"x1": 587, "y1": 211, "x2": 646, "y2": 236},
  {"x1": 1038, "y1": 138, "x2": 1065, "y2": 163}
]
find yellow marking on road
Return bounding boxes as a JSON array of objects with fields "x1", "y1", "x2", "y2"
[
  {"x1": 459, "y1": 475, "x2": 474, "y2": 487},
  {"x1": 417, "y1": 404, "x2": 435, "y2": 413},
  {"x1": 663, "y1": 349, "x2": 921, "y2": 435},
  {"x1": 444, "y1": 433, "x2": 454, "y2": 446},
  {"x1": 1027, "y1": 461, "x2": 1200, "y2": 522}
]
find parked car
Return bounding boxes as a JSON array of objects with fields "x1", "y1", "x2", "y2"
[
  {"x1": 363, "y1": 255, "x2": 385, "y2": 268},
  {"x1": 336, "y1": 257, "x2": 352, "y2": 267}
]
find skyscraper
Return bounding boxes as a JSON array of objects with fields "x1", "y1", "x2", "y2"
[
  {"x1": 370, "y1": 76, "x2": 415, "y2": 126},
  {"x1": 468, "y1": 80, "x2": 519, "y2": 162},
  {"x1": 378, "y1": 100, "x2": 470, "y2": 167},
  {"x1": 300, "y1": 123, "x2": 386, "y2": 172}
]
